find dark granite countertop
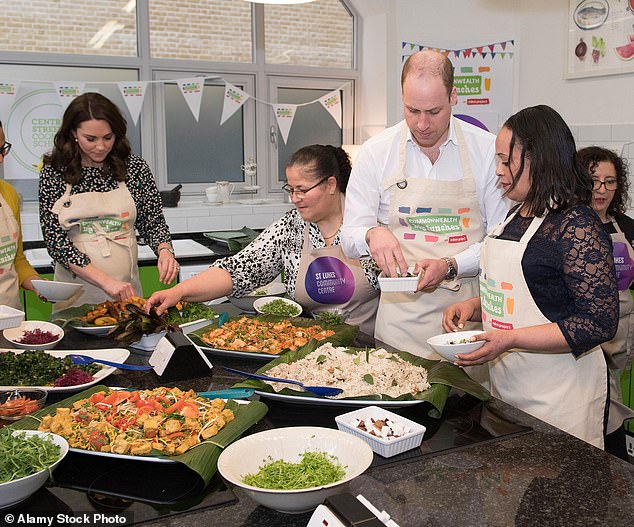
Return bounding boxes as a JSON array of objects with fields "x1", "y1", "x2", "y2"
[{"x1": 2, "y1": 315, "x2": 633, "y2": 527}]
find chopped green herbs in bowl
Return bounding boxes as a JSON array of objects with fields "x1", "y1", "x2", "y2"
[
  {"x1": 253, "y1": 297, "x2": 302, "y2": 318},
  {"x1": 217, "y1": 426, "x2": 373, "y2": 514}
]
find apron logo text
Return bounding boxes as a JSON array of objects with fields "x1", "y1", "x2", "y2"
[
  {"x1": 406, "y1": 215, "x2": 462, "y2": 234},
  {"x1": 480, "y1": 280, "x2": 505, "y2": 317}
]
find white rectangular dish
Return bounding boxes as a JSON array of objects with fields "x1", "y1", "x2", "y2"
[
  {"x1": 0, "y1": 305, "x2": 25, "y2": 330},
  {"x1": 377, "y1": 267, "x2": 420, "y2": 293},
  {"x1": 335, "y1": 405, "x2": 426, "y2": 457}
]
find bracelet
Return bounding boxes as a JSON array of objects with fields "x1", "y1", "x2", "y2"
[{"x1": 158, "y1": 246, "x2": 175, "y2": 257}]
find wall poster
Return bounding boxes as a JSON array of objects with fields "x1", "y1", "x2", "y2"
[{"x1": 566, "y1": 0, "x2": 634, "y2": 78}]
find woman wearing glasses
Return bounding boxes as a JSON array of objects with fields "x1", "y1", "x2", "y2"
[
  {"x1": 146, "y1": 145, "x2": 380, "y2": 335},
  {"x1": 577, "y1": 146, "x2": 634, "y2": 459},
  {"x1": 0, "y1": 120, "x2": 42, "y2": 308}
]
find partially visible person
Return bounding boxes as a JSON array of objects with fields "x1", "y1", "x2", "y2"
[
  {"x1": 341, "y1": 49, "x2": 510, "y2": 358},
  {"x1": 0, "y1": 120, "x2": 42, "y2": 309},
  {"x1": 442, "y1": 105, "x2": 618, "y2": 449},
  {"x1": 577, "y1": 146, "x2": 634, "y2": 459},
  {"x1": 39, "y1": 93, "x2": 179, "y2": 310},
  {"x1": 146, "y1": 145, "x2": 380, "y2": 335}
]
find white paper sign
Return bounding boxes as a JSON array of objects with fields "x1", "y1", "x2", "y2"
[
  {"x1": 177, "y1": 77, "x2": 204, "y2": 122},
  {"x1": 117, "y1": 81, "x2": 148, "y2": 126},
  {"x1": 318, "y1": 90, "x2": 342, "y2": 128},
  {"x1": 53, "y1": 82, "x2": 85, "y2": 111},
  {"x1": 273, "y1": 104, "x2": 297, "y2": 145},
  {"x1": 220, "y1": 83, "x2": 250, "y2": 125},
  {"x1": 0, "y1": 81, "x2": 20, "y2": 123}
]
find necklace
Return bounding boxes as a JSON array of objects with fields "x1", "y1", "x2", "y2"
[{"x1": 320, "y1": 222, "x2": 342, "y2": 240}]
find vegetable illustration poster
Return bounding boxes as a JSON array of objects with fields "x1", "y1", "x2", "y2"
[
  {"x1": 402, "y1": 40, "x2": 514, "y2": 133},
  {"x1": 567, "y1": 0, "x2": 634, "y2": 78}
]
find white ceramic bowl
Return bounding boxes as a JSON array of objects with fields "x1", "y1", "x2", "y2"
[
  {"x1": 253, "y1": 297, "x2": 302, "y2": 317},
  {"x1": 335, "y1": 406, "x2": 426, "y2": 458},
  {"x1": 228, "y1": 282, "x2": 287, "y2": 313},
  {"x1": 217, "y1": 426, "x2": 373, "y2": 514},
  {"x1": 3, "y1": 321, "x2": 64, "y2": 350},
  {"x1": 378, "y1": 267, "x2": 420, "y2": 293},
  {"x1": 426, "y1": 330, "x2": 485, "y2": 361},
  {"x1": 31, "y1": 280, "x2": 83, "y2": 302},
  {"x1": 0, "y1": 430, "x2": 69, "y2": 509}
]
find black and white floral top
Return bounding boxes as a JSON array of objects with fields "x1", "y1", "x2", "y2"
[
  {"x1": 39, "y1": 155, "x2": 171, "y2": 270},
  {"x1": 213, "y1": 208, "x2": 380, "y2": 298}
]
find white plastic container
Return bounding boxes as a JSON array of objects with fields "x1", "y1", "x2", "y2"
[
  {"x1": 0, "y1": 305, "x2": 25, "y2": 330},
  {"x1": 335, "y1": 405, "x2": 426, "y2": 458},
  {"x1": 377, "y1": 267, "x2": 420, "y2": 293}
]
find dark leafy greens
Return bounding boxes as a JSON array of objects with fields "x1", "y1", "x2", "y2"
[{"x1": 0, "y1": 350, "x2": 100, "y2": 386}]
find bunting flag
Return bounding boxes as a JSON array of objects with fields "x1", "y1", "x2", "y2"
[
  {"x1": 220, "y1": 83, "x2": 250, "y2": 125},
  {"x1": 273, "y1": 104, "x2": 297, "y2": 144},
  {"x1": 177, "y1": 77, "x2": 204, "y2": 122},
  {"x1": 117, "y1": 81, "x2": 148, "y2": 126},
  {"x1": 318, "y1": 90, "x2": 342, "y2": 128},
  {"x1": 53, "y1": 82, "x2": 84, "y2": 111},
  {"x1": 0, "y1": 81, "x2": 20, "y2": 122}
]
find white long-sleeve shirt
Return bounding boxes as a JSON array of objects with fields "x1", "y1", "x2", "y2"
[{"x1": 341, "y1": 117, "x2": 511, "y2": 277}]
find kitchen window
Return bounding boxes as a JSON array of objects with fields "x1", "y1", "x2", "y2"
[{"x1": 0, "y1": 0, "x2": 358, "y2": 201}]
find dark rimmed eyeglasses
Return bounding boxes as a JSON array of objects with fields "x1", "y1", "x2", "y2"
[
  {"x1": 592, "y1": 178, "x2": 618, "y2": 191},
  {"x1": 282, "y1": 176, "x2": 329, "y2": 197},
  {"x1": 0, "y1": 142, "x2": 11, "y2": 157}
]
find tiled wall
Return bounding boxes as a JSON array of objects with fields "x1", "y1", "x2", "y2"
[{"x1": 572, "y1": 122, "x2": 634, "y2": 214}]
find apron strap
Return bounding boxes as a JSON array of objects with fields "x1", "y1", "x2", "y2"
[{"x1": 382, "y1": 125, "x2": 409, "y2": 192}]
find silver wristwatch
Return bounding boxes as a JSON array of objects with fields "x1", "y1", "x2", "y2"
[{"x1": 442, "y1": 257, "x2": 457, "y2": 280}]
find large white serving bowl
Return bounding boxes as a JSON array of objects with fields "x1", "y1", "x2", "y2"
[
  {"x1": 253, "y1": 296, "x2": 302, "y2": 317},
  {"x1": 426, "y1": 330, "x2": 486, "y2": 361},
  {"x1": 228, "y1": 282, "x2": 287, "y2": 313},
  {"x1": 217, "y1": 426, "x2": 373, "y2": 514},
  {"x1": 3, "y1": 320, "x2": 64, "y2": 350},
  {"x1": 31, "y1": 280, "x2": 83, "y2": 302},
  {"x1": 0, "y1": 430, "x2": 69, "y2": 509}
]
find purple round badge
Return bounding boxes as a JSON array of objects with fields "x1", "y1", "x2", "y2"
[
  {"x1": 613, "y1": 241, "x2": 634, "y2": 291},
  {"x1": 305, "y1": 257, "x2": 355, "y2": 304}
]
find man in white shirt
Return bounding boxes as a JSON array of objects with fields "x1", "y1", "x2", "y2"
[{"x1": 341, "y1": 50, "x2": 510, "y2": 358}]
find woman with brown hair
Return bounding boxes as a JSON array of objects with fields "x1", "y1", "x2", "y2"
[{"x1": 39, "y1": 92, "x2": 178, "y2": 309}]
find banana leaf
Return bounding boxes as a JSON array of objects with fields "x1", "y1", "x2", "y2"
[
  {"x1": 50, "y1": 304, "x2": 99, "y2": 327},
  {"x1": 9, "y1": 384, "x2": 268, "y2": 486},
  {"x1": 188, "y1": 314, "x2": 359, "y2": 355},
  {"x1": 231, "y1": 340, "x2": 489, "y2": 418}
]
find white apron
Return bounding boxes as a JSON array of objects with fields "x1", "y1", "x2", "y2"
[
  {"x1": 374, "y1": 121, "x2": 486, "y2": 360},
  {"x1": 0, "y1": 191, "x2": 22, "y2": 309},
  {"x1": 481, "y1": 212, "x2": 608, "y2": 448},
  {"x1": 51, "y1": 182, "x2": 142, "y2": 311},
  {"x1": 602, "y1": 219, "x2": 634, "y2": 433},
  {"x1": 294, "y1": 223, "x2": 379, "y2": 337}
]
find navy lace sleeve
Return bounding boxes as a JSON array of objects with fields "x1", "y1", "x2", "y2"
[{"x1": 501, "y1": 205, "x2": 618, "y2": 356}]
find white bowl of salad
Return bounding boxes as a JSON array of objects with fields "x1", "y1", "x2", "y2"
[
  {"x1": 3, "y1": 321, "x2": 64, "y2": 350},
  {"x1": 426, "y1": 330, "x2": 485, "y2": 361},
  {"x1": 217, "y1": 426, "x2": 373, "y2": 514},
  {"x1": 0, "y1": 429, "x2": 69, "y2": 509},
  {"x1": 253, "y1": 297, "x2": 302, "y2": 318}
]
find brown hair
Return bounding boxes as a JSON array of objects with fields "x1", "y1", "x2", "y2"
[
  {"x1": 577, "y1": 146, "x2": 630, "y2": 216},
  {"x1": 43, "y1": 92, "x2": 131, "y2": 184},
  {"x1": 401, "y1": 50, "x2": 454, "y2": 100}
]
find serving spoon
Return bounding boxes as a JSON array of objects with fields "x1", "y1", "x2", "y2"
[
  {"x1": 70, "y1": 354, "x2": 153, "y2": 371},
  {"x1": 223, "y1": 366, "x2": 343, "y2": 397}
]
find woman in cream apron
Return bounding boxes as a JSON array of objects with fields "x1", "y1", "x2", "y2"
[
  {"x1": 0, "y1": 190, "x2": 23, "y2": 310},
  {"x1": 480, "y1": 212, "x2": 608, "y2": 448},
  {"x1": 51, "y1": 182, "x2": 142, "y2": 311},
  {"x1": 602, "y1": 220, "x2": 634, "y2": 435},
  {"x1": 375, "y1": 121, "x2": 486, "y2": 360},
  {"x1": 294, "y1": 222, "x2": 379, "y2": 336}
]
